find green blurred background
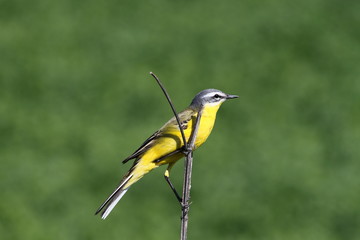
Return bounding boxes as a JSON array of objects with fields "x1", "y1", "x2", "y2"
[{"x1": 1, "y1": 0, "x2": 360, "y2": 239}]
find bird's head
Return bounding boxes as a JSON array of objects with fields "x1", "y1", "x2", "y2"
[{"x1": 190, "y1": 89, "x2": 238, "y2": 109}]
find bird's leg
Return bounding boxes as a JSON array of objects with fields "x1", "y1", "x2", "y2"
[
  {"x1": 164, "y1": 164, "x2": 183, "y2": 204},
  {"x1": 165, "y1": 175, "x2": 182, "y2": 203}
]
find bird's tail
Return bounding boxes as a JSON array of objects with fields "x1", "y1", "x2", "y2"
[
  {"x1": 95, "y1": 160, "x2": 157, "y2": 219},
  {"x1": 95, "y1": 173, "x2": 133, "y2": 219}
]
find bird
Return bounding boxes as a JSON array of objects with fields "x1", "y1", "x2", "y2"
[{"x1": 95, "y1": 88, "x2": 238, "y2": 219}]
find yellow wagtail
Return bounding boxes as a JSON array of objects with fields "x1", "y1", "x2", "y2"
[{"x1": 95, "y1": 89, "x2": 238, "y2": 219}]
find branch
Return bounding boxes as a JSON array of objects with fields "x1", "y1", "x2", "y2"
[
  {"x1": 150, "y1": 72, "x2": 187, "y2": 149},
  {"x1": 180, "y1": 107, "x2": 203, "y2": 240},
  {"x1": 150, "y1": 72, "x2": 202, "y2": 240}
]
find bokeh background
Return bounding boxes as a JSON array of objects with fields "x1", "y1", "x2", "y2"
[{"x1": 1, "y1": 0, "x2": 360, "y2": 239}]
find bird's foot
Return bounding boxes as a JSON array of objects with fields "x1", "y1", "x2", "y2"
[
  {"x1": 182, "y1": 146, "x2": 193, "y2": 156},
  {"x1": 180, "y1": 201, "x2": 192, "y2": 219}
]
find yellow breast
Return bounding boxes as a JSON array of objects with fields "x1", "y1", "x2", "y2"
[{"x1": 193, "y1": 104, "x2": 221, "y2": 148}]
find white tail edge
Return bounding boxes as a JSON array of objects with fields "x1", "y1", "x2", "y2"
[{"x1": 101, "y1": 188, "x2": 129, "y2": 219}]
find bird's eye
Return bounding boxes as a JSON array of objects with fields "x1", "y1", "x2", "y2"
[{"x1": 214, "y1": 94, "x2": 221, "y2": 99}]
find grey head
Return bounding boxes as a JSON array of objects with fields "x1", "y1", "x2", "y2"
[{"x1": 190, "y1": 89, "x2": 238, "y2": 109}]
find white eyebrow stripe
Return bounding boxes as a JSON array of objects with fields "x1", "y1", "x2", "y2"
[{"x1": 202, "y1": 92, "x2": 224, "y2": 98}]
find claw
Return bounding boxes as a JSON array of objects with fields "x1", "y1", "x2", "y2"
[
  {"x1": 180, "y1": 201, "x2": 192, "y2": 219},
  {"x1": 182, "y1": 146, "x2": 193, "y2": 156}
]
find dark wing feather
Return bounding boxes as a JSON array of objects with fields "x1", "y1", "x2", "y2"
[
  {"x1": 122, "y1": 131, "x2": 160, "y2": 163},
  {"x1": 122, "y1": 108, "x2": 196, "y2": 164}
]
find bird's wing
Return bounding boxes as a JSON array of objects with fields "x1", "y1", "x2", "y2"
[
  {"x1": 122, "y1": 130, "x2": 160, "y2": 163},
  {"x1": 159, "y1": 108, "x2": 196, "y2": 132},
  {"x1": 122, "y1": 108, "x2": 196, "y2": 164}
]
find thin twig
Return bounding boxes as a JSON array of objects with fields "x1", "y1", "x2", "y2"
[
  {"x1": 180, "y1": 108, "x2": 203, "y2": 240},
  {"x1": 150, "y1": 72, "x2": 188, "y2": 149},
  {"x1": 188, "y1": 107, "x2": 203, "y2": 151}
]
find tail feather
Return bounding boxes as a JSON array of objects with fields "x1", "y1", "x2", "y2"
[
  {"x1": 100, "y1": 188, "x2": 129, "y2": 219},
  {"x1": 95, "y1": 174, "x2": 132, "y2": 219}
]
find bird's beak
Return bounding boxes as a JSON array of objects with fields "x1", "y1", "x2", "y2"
[{"x1": 226, "y1": 94, "x2": 239, "y2": 99}]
